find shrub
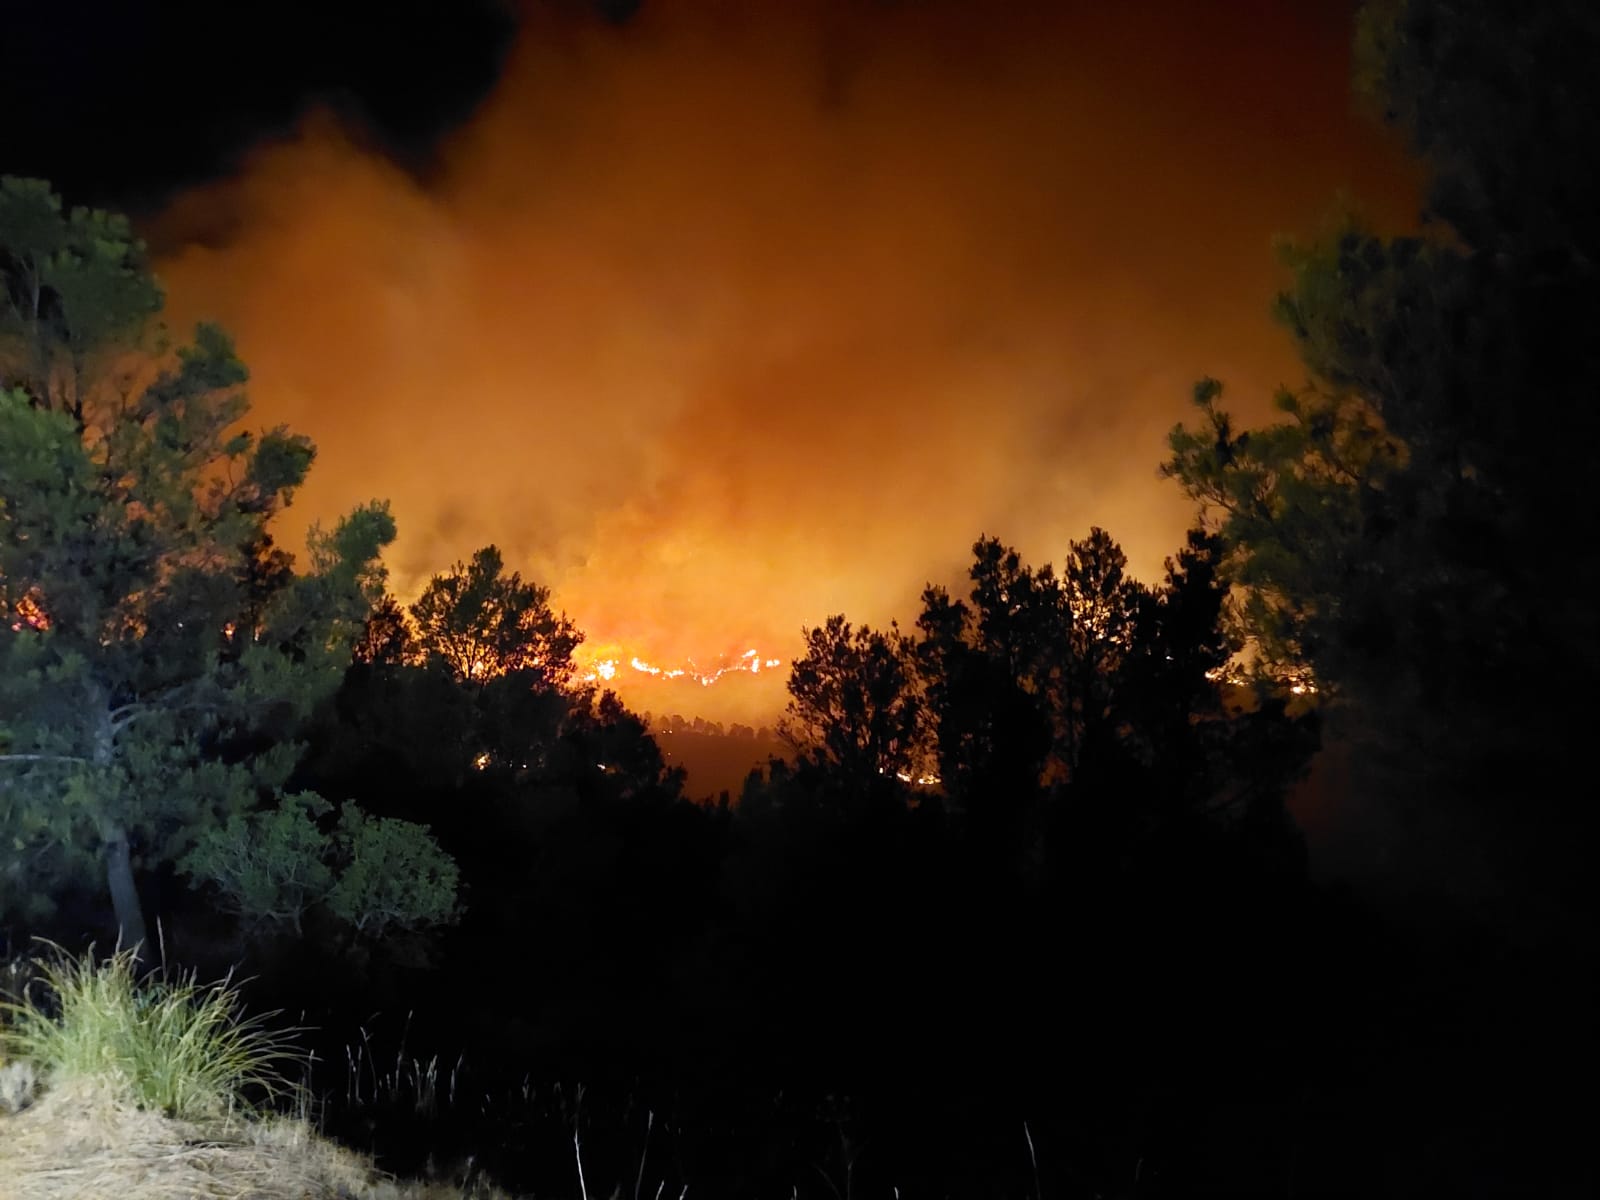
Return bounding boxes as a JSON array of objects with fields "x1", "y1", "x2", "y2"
[
  {"x1": 182, "y1": 792, "x2": 337, "y2": 934},
  {"x1": 326, "y1": 804, "x2": 461, "y2": 937},
  {"x1": 182, "y1": 796, "x2": 461, "y2": 939}
]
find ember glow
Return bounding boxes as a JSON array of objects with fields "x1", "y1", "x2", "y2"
[
  {"x1": 10, "y1": 593, "x2": 48, "y2": 633},
  {"x1": 148, "y1": 1, "x2": 1415, "y2": 723}
]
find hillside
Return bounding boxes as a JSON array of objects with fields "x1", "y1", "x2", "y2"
[{"x1": 647, "y1": 715, "x2": 788, "y2": 800}]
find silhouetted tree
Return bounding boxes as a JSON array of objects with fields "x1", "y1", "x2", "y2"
[
  {"x1": 1114, "y1": 530, "x2": 1237, "y2": 797},
  {"x1": 352, "y1": 592, "x2": 414, "y2": 667},
  {"x1": 1061, "y1": 527, "x2": 1149, "y2": 778},
  {"x1": 781, "y1": 615, "x2": 924, "y2": 788},
  {"x1": 1118, "y1": 531, "x2": 1316, "y2": 856},
  {"x1": 410, "y1": 544, "x2": 582, "y2": 688},
  {"x1": 916, "y1": 549, "x2": 1057, "y2": 865},
  {"x1": 563, "y1": 690, "x2": 685, "y2": 801}
]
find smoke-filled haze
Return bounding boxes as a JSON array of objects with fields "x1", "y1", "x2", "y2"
[{"x1": 151, "y1": 0, "x2": 1415, "y2": 721}]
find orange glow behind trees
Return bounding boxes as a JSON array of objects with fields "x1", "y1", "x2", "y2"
[{"x1": 147, "y1": 1, "x2": 1417, "y2": 721}]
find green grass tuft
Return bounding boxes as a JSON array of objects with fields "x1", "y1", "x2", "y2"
[{"x1": 0, "y1": 943, "x2": 304, "y2": 1120}]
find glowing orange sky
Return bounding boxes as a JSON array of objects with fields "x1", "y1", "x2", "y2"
[{"x1": 152, "y1": 0, "x2": 1416, "y2": 721}]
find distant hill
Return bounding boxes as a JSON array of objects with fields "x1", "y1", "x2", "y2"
[{"x1": 645, "y1": 714, "x2": 788, "y2": 802}]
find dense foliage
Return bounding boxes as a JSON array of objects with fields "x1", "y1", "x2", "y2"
[
  {"x1": 0, "y1": 178, "x2": 452, "y2": 951},
  {"x1": 1165, "y1": 0, "x2": 1599, "y2": 926}
]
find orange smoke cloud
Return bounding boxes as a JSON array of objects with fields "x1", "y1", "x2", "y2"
[{"x1": 151, "y1": 0, "x2": 1415, "y2": 721}]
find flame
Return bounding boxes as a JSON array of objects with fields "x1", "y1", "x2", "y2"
[
  {"x1": 575, "y1": 644, "x2": 790, "y2": 689},
  {"x1": 1205, "y1": 664, "x2": 1318, "y2": 695},
  {"x1": 10, "y1": 593, "x2": 50, "y2": 632}
]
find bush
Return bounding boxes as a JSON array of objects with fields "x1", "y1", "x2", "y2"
[
  {"x1": 326, "y1": 804, "x2": 461, "y2": 936},
  {"x1": 0, "y1": 945, "x2": 302, "y2": 1119},
  {"x1": 182, "y1": 796, "x2": 460, "y2": 939},
  {"x1": 182, "y1": 792, "x2": 337, "y2": 934}
]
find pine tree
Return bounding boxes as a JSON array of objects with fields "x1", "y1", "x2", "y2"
[{"x1": 0, "y1": 177, "x2": 396, "y2": 952}]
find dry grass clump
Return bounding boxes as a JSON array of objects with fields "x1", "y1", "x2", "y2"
[
  {"x1": 0, "y1": 946, "x2": 516, "y2": 1200},
  {"x1": 0, "y1": 944, "x2": 298, "y2": 1121}
]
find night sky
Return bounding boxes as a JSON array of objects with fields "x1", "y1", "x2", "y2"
[{"x1": 4, "y1": 0, "x2": 1417, "y2": 721}]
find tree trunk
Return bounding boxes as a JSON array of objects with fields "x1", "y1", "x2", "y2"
[
  {"x1": 91, "y1": 700, "x2": 149, "y2": 965},
  {"x1": 103, "y1": 824, "x2": 149, "y2": 964}
]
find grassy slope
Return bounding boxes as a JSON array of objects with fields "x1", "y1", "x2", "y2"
[{"x1": 0, "y1": 949, "x2": 509, "y2": 1200}]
